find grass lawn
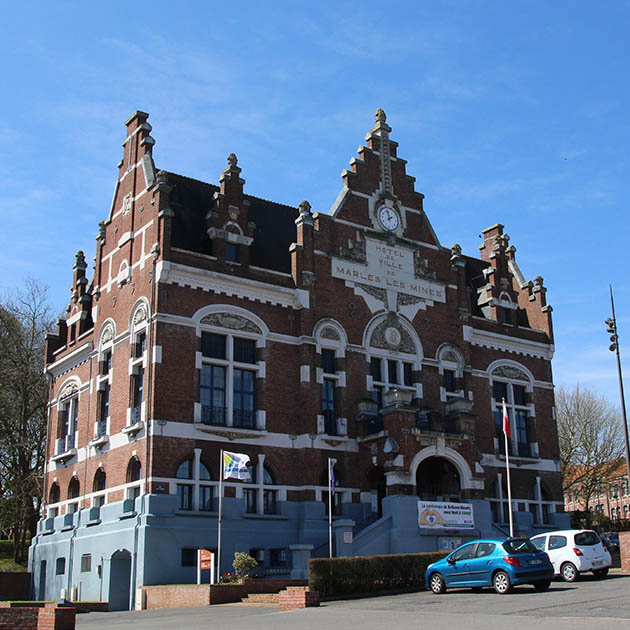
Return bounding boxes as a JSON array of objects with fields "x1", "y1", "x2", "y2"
[{"x1": 0, "y1": 539, "x2": 28, "y2": 572}]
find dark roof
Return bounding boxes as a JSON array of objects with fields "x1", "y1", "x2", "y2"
[{"x1": 167, "y1": 172, "x2": 299, "y2": 273}]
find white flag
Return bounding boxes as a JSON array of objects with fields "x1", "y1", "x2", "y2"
[{"x1": 223, "y1": 451, "x2": 251, "y2": 481}]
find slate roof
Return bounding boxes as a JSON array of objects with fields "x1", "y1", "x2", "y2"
[{"x1": 167, "y1": 172, "x2": 299, "y2": 274}]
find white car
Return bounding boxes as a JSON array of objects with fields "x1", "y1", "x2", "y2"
[{"x1": 530, "y1": 529, "x2": 611, "y2": 582}]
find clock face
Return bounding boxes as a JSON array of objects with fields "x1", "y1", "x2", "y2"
[{"x1": 378, "y1": 206, "x2": 400, "y2": 231}]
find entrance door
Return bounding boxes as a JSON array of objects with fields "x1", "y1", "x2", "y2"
[
  {"x1": 368, "y1": 466, "x2": 386, "y2": 518},
  {"x1": 39, "y1": 560, "x2": 47, "y2": 601},
  {"x1": 109, "y1": 550, "x2": 132, "y2": 611}
]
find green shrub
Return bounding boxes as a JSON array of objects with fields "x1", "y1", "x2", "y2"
[
  {"x1": 309, "y1": 552, "x2": 447, "y2": 598},
  {"x1": 233, "y1": 552, "x2": 258, "y2": 578}
]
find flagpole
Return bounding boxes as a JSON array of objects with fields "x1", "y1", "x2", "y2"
[
  {"x1": 502, "y1": 398, "x2": 514, "y2": 537},
  {"x1": 217, "y1": 449, "x2": 224, "y2": 583},
  {"x1": 328, "y1": 457, "x2": 333, "y2": 558}
]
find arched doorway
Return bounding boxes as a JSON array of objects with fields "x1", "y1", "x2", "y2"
[
  {"x1": 416, "y1": 457, "x2": 461, "y2": 502},
  {"x1": 368, "y1": 466, "x2": 386, "y2": 518},
  {"x1": 108, "y1": 549, "x2": 132, "y2": 611}
]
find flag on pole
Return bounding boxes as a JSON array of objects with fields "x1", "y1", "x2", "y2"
[
  {"x1": 223, "y1": 451, "x2": 251, "y2": 481},
  {"x1": 502, "y1": 399, "x2": 510, "y2": 439},
  {"x1": 330, "y1": 459, "x2": 336, "y2": 496}
]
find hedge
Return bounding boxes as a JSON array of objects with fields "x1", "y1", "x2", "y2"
[{"x1": 309, "y1": 552, "x2": 447, "y2": 598}]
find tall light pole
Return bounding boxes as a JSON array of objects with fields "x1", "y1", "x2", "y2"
[{"x1": 605, "y1": 285, "x2": 630, "y2": 490}]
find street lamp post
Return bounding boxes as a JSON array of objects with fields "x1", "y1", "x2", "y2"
[{"x1": 605, "y1": 285, "x2": 630, "y2": 491}]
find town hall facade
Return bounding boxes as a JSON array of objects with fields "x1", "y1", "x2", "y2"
[{"x1": 29, "y1": 109, "x2": 568, "y2": 609}]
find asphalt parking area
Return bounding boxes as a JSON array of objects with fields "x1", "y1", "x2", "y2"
[{"x1": 77, "y1": 572, "x2": 630, "y2": 630}]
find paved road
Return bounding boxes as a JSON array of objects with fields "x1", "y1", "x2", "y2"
[{"x1": 77, "y1": 573, "x2": 630, "y2": 630}]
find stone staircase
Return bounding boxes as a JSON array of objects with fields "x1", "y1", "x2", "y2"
[{"x1": 239, "y1": 592, "x2": 280, "y2": 606}]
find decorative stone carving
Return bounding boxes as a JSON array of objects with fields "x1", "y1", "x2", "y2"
[
  {"x1": 301, "y1": 271, "x2": 316, "y2": 288},
  {"x1": 320, "y1": 326, "x2": 340, "y2": 341},
  {"x1": 122, "y1": 193, "x2": 132, "y2": 216},
  {"x1": 492, "y1": 365, "x2": 529, "y2": 381},
  {"x1": 369, "y1": 314, "x2": 415, "y2": 353},
  {"x1": 413, "y1": 250, "x2": 436, "y2": 279},
  {"x1": 442, "y1": 350, "x2": 458, "y2": 363},
  {"x1": 201, "y1": 313, "x2": 262, "y2": 334},
  {"x1": 60, "y1": 383, "x2": 78, "y2": 400},
  {"x1": 338, "y1": 231, "x2": 366, "y2": 263},
  {"x1": 397, "y1": 293, "x2": 424, "y2": 309},
  {"x1": 227, "y1": 153, "x2": 238, "y2": 168},
  {"x1": 133, "y1": 305, "x2": 148, "y2": 325},
  {"x1": 101, "y1": 325, "x2": 113, "y2": 344},
  {"x1": 298, "y1": 200, "x2": 312, "y2": 217},
  {"x1": 228, "y1": 205, "x2": 240, "y2": 221},
  {"x1": 357, "y1": 283, "x2": 387, "y2": 304}
]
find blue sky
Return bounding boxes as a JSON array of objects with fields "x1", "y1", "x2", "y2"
[{"x1": 1, "y1": 1, "x2": 628, "y2": 403}]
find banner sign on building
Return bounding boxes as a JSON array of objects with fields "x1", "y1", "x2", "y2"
[{"x1": 418, "y1": 501, "x2": 474, "y2": 529}]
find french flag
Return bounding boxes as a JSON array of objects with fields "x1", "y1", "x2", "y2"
[{"x1": 502, "y1": 399, "x2": 510, "y2": 438}]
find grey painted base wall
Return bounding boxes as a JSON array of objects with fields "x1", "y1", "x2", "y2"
[{"x1": 29, "y1": 494, "x2": 570, "y2": 609}]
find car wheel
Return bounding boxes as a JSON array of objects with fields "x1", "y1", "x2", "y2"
[
  {"x1": 593, "y1": 568, "x2": 609, "y2": 578},
  {"x1": 429, "y1": 573, "x2": 446, "y2": 594},
  {"x1": 493, "y1": 570, "x2": 512, "y2": 594},
  {"x1": 560, "y1": 562, "x2": 578, "y2": 582},
  {"x1": 533, "y1": 580, "x2": 551, "y2": 592}
]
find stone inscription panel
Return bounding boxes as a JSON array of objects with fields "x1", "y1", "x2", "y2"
[{"x1": 331, "y1": 238, "x2": 445, "y2": 302}]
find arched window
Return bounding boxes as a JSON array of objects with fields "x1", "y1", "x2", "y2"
[
  {"x1": 490, "y1": 364, "x2": 534, "y2": 458},
  {"x1": 48, "y1": 482, "x2": 60, "y2": 517},
  {"x1": 126, "y1": 457, "x2": 142, "y2": 500},
  {"x1": 198, "y1": 313, "x2": 263, "y2": 430},
  {"x1": 67, "y1": 477, "x2": 80, "y2": 513},
  {"x1": 245, "y1": 463, "x2": 278, "y2": 515},
  {"x1": 436, "y1": 344, "x2": 465, "y2": 401},
  {"x1": 56, "y1": 382, "x2": 79, "y2": 455},
  {"x1": 96, "y1": 322, "x2": 114, "y2": 438},
  {"x1": 129, "y1": 302, "x2": 149, "y2": 427},
  {"x1": 93, "y1": 468, "x2": 106, "y2": 507},
  {"x1": 175, "y1": 457, "x2": 214, "y2": 512}
]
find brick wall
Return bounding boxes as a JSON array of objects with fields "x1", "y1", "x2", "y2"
[
  {"x1": 278, "y1": 587, "x2": 320, "y2": 611},
  {"x1": 619, "y1": 531, "x2": 630, "y2": 572},
  {"x1": 0, "y1": 603, "x2": 75, "y2": 630}
]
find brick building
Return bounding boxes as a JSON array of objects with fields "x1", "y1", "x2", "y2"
[
  {"x1": 29, "y1": 109, "x2": 568, "y2": 609},
  {"x1": 565, "y1": 461, "x2": 630, "y2": 521}
]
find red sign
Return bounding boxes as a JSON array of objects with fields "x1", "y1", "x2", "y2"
[{"x1": 199, "y1": 550, "x2": 213, "y2": 570}]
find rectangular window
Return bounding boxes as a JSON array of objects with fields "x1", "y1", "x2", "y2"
[
  {"x1": 200, "y1": 365, "x2": 226, "y2": 425},
  {"x1": 55, "y1": 557, "x2": 66, "y2": 575},
  {"x1": 387, "y1": 360, "x2": 398, "y2": 385},
  {"x1": 101, "y1": 350, "x2": 112, "y2": 375},
  {"x1": 443, "y1": 369, "x2": 456, "y2": 393},
  {"x1": 181, "y1": 548, "x2": 197, "y2": 567},
  {"x1": 200, "y1": 486, "x2": 213, "y2": 511},
  {"x1": 201, "y1": 333, "x2": 226, "y2": 360},
  {"x1": 493, "y1": 381, "x2": 508, "y2": 403},
  {"x1": 515, "y1": 411, "x2": 529, "y2": 456},
  {"x1": 233, "y1": 369, "x2": 255, "y2": 428},
  {"x1": 264, "y1": 489, "x2": 277, "y2": 515},
  {"x1": 225, "y1": 243, "x2": 239, "y2": 262},
  {"x1": 371, "y1": 386, "x2": 383, "y2": 408},
  {"x1": 245, "y1": 488, "x2": 257, "y2": 514},
  {"x1": 403, "y1": 363, "x2": 413, "y2": 387},
  {"x1": 234, "y1": 337, "x2": 256, "y2": 364},
  {"x1": 370, "y1": 357, "x2": 382, "y2": 381},
  {"x1": 80, "y1": 554, "x2": 91, "y2": 572},
  {"x1": 177, "y1": 484, "x2": 193, "y2": 510},
  {"x1": 269, "y1": 548, "x2": 288, "y2": 567},
  {"x1": 99, "y1": 386, "x2": 110, "y2": 422},
  {"x1": 513, "y1": 384, "x2": 527, "y2": 406},
  {"x1": 132, "y1": 369, "x2": 144, "y2": 423},
  {"x1": 322, "y1": 349, "x2": 336, "y2": 374},
  {"x1": 322, "y1": 379, "x2": 336, "y2": 435}
]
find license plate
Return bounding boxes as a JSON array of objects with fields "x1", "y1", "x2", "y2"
[
  {"x1": 593, "y1": 560, "x2": 604, "y2": 567},
  {"x1": 529, "y1": 559, "x2": 542, "y2": 565}
]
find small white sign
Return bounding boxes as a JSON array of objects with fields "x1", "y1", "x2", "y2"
[
  {"x1": 418, "y1": 501, "x2": 474, "y2": 529},
  {"x1": 343, "y1": 532, "x2": 353, "y2": 544}
]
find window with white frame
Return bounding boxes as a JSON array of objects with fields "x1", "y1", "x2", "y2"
[
  {"x1": 244, "y1": 462, "x2": 278, "y2": 515},
  {"x1": 200, "y1": 331, "x2": 258, "y2": 428},
  {"x1": 126, "y1": 456, "x2": 142, "y2": 499},
  {"x1": 491, "y1": 365, "x2": 534, "y2": 458},
  {"x1": 175, "y1": 458, "x2": 214, "y2": 512},
  {"x1": 321, "y1": 349, "x2": 338, "y2": 435},
  {"x1": 96, "y1": 324, "x2": 114, "y2": 439},
  {"x1": 92, "y1": 468, "x2": 106, "y2": 507},
  {"x1": 369, "y1": 356, "x2": 415, "y2": 408},
  {"x1": 528, "y1": 481, "x2": 551, "y2": 524},
  {"x1": 489, "y1": 476, "x2": 509, "y2": 524},
  {"x1": 437, "y1": 345, "x2": 464, "y2": 401},
  {"x1": 129, "y1": 306, "x2": 148, "y2": 427},
  {"x1": 56, "y1": 385, "x2": 79, "y2": 454}
]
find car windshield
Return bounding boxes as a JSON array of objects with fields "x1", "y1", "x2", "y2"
[
  {"x1": 575, "y1": 531, "x2": 601, "y2": 546},
  {"x1": 502, "y1": 539, "x2": 539, "y2": 554}
]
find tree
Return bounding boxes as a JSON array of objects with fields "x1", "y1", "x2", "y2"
[
  {"x1": 0, "y1": 280, "x2": 53, "y2": 563},
  {"x1": 556, "y1": 385, "x2": 624, "y2": 516}
]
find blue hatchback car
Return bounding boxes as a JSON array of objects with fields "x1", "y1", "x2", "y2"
[{"x1": 425, "y1": 538, "x2": 554, "y2": 594}]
